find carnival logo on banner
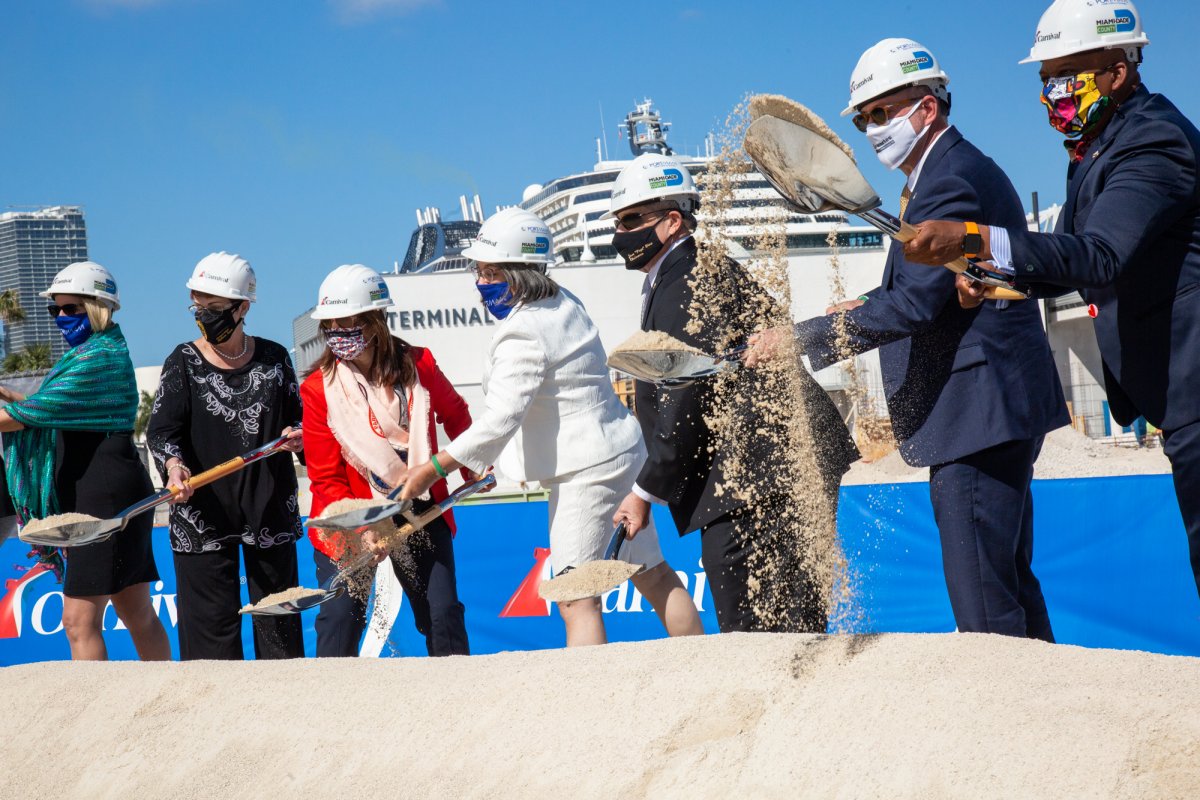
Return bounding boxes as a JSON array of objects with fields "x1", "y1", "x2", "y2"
[{"x1": 0, "y1": 564, "x2": 53, "y2": 639}]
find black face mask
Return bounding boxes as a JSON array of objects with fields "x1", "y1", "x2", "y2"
[
  {"x1": 194, "y1": 305, "x2": 242, "y2": 345},
  {"x1": 612, "y1": 225, "x2": 667, "y2": 271}
]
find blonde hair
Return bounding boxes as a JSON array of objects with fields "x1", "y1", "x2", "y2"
[{"x1": 83, "y1": 297, "x2": 114, "y2": 332}]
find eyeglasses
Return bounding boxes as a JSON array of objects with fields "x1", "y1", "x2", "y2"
[
  {"x1": 469, "y1": 264, "x2": 506, "y2": 282},
  {"x1": 46, "y1": 303, "x2": 84, "y2": 317},
  {"x1": 1040, "y1": 62, "x2": 1122, "y2": 84},
  {"x1": 851, "y1": 96, "x2": 927, "y2": 133},
  {"x1": 614, "y1": 208, "x2": 672, "y2": 232},
  {"x1": 188, "y1": 302, "x2": 236, "y2": 314}
]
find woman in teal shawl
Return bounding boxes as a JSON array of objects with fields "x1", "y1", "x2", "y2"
[{"x1": 0, "y1": 262, "x2": 169, "y2": 661}]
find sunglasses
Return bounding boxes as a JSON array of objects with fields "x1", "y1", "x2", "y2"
[
  {"x1": 46, "y1": 303, "x2": 84, "y2": 317},
  {"x1": 851, "y1": 96, "x2": 928, "y2": 133},
  {"x1": 614, "y1": 208, "x2": 673, "y2": 232}
]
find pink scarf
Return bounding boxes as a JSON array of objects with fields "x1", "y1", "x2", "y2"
[{"x1": 325, "y1": 360, "x2": 432, "y2": 499}]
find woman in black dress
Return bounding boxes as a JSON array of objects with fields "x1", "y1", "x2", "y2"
[
  {"x1": 0, "y1": 261, "x2": 169, "y2": 661},
  {"x1": 147, "y1": 251, "x2": 305, "y2": 661}
]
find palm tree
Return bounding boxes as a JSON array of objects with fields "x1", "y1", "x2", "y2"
[
  {"x1": 0, "y1": 288, "x2": 26, "y2": 359},
  {"x1": 134, "y1": 390, "x2": 155, "y2": 440},
  {"x1": 2, "y1": 343, "x2": 52, "y2": 374}
]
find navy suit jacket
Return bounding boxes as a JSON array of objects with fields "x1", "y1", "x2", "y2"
[
  {"x1": 1008, "y1": 86, "x2": 1200, "y2": 431},
  {"x1": 795, "y1": 127, "x2": 1068, "y2": 467}
]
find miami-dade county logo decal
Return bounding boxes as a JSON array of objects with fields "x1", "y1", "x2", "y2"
[
  {"x1": 519, "y1": 236, "x2": 550, "y2": 256},
  {"x1": 368, "y1": 282, "x2": 389, "y2": 302},
  {"x1": 1096, "y1": 10, "x2": 1135, "y2": 34},
  {"x1": 648, "y1": 169, "x2": 684, "y2": 190},
  {"x1": 900, "y1": 50, "x2": 934, "y2": 75}
]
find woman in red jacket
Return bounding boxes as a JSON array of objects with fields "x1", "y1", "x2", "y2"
[{"x1": 302, "y1": 264, "x2": 473, "y2": 657}]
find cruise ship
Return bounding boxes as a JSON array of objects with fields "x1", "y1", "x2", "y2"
[
  {"x1": 293, "y1": 100, "x2": 891, "y2": 418},
  {"x1": 292, "y1": 100, "x2": 1118, "y2": 443}
]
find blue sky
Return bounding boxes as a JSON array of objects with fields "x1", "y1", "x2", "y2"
[{"x1": 2, "y1": 0, "x2": 1194, "y2": 368}]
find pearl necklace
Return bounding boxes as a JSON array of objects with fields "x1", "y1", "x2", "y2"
[{"x1": 213, "y1": 333, "x2": 251, "y2": 361}]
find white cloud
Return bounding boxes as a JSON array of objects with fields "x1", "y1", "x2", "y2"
[{"x1": 329, "y1": 0, "x2": 441, "y2": 24}]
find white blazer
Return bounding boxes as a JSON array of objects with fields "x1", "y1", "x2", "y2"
[{"x1": 445, "y1": 288, "x2": 642, "y2": 482}]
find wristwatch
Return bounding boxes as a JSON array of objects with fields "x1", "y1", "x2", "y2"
[{"x1": 962, "y1": 221, "x2": 983, "y2": 258}]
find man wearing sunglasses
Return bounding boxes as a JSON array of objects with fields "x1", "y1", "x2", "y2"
[
  {"x1": 904, "y1": 1, "x2": 1200, "y2": 602},
  {"x1": 752, "y1": 38, "x2": 1069, "y2": 641},
  {"x1": 607, "y1": 153, "x2": 859, "y2": 634}
]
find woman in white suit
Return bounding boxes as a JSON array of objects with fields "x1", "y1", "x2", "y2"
[{"x1": 402, "y1": 207, "x2": 703, "y2": 646}]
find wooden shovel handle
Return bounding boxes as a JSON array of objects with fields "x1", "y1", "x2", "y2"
[
  {"x1": 894, "y1": 221, "x2": 1026, "y2": 301},
  {"x1": 172, "y1": 455, "x2": 249, "y2": 495}
]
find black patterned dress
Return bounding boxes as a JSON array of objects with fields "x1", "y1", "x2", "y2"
[{"x1": 146, "y1": 338, "x2": 305, "y2": 660}]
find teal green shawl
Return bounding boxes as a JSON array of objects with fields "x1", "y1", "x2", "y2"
[{"x1": 4, "y1": 325, "x2": 139, "y2": 525}]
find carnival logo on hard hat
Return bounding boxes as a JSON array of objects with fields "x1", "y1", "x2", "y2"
[
  {"x1": 1034, "y1": 29, "x2": 1062, "y2": 44},
  {"x1": 648, "y1": 169, "x2": 684, "y2": 190},
  {"x1": 520, "y1": 237, "x2": 550, "y2": 255},
  {"x1": 319, "y1": 296, "x2": 349, "y2": 306},
  {"x1": 1096, "y1": 10, "x2": 1135, "y2": 35},
  {"x1": 851, "y1": 74, "x2": 874, "y2": 92},
  {"x1": 899, "y1": 51, "x2": 933, "y2": 75}
]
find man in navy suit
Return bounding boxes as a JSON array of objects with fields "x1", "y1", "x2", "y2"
[
  {"x1": 749, "y1": 38, "x2": 1069, "y2": 640},
  {"x1": 907, "y1": 0, "x2": 1200, "y2": 600}
]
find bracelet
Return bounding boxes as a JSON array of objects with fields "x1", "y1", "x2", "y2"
[
  {"x1": 168, "y1": 461, "x2": 191, "y2": 477},
  {"x1": 431, "y1": 454, "x2": 449, "y2": 479},
  {"x1": 857, "y1": 295, "x2": 870, "y2": 303}
]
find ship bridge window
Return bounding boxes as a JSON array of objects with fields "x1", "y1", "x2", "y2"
[
  {"x1": 519, "y1": 172, "x2": 620, "y2": 210},
  {"x1": 573, "y1": 190, "x2": 611, "y2": 205},
  {"x1": 584, "y1": 211, "x2": 608, "y2": 222},
  {"x1": 441, "y1": 221, "x2": 482, "y2": 249},
  {"x1": 560, "y1": 245, "x2": 619, "y2": 262}
]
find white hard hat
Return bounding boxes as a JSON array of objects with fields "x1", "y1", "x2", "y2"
[
  {"x1": 40, "y1": 261, "x2": 121, "y2": 310},
  {"x1": 186, "y1": 251, "x2": 257, "y2": 302},
  {"x1": 1020, "y1": 0, "x2": 1149, "y2": 65},
  {"x1": 310, "y1": 264, "x2": 394, "y2": 320},
  {"x1": 842, "y1": 38, "x2": 951, "y2": 116},
  {"x1": 603, "y1": 153, "x2": 700, "y2": 219},
  {"x1": 461, "y1": 207, "x2": 554, "y2": 266}
]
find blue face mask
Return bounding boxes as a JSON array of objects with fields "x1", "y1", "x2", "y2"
[
  {"x1": 477, "y1": 282, "x2": 514, "y2": 320},
  {"x1": 55, "y1": 313, "x2": 93, "y2": 347}
]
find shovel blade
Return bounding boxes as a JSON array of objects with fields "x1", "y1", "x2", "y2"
[
  {"x1": 241, "y1": 586, "x2": 344, "y2": 616},
  {"x1": 306, "y1": 499, "x2": 411, "y2": 532},
  {"x1": 744, "y1": 115, "x2": 881, "y2": 216},
  {"x1": 18, "y1": 519, "x2": 123, "y2": 548},
  {"x1": 538, "y1": 560, "x2": 644, "y2": 603},
  {"x1": 607, "y1": 349, "x2": 732, "y2": 384}
]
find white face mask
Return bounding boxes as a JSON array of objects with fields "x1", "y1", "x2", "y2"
[{"x1": 865, "y1": 101, "x2": 931, "y2": 171}]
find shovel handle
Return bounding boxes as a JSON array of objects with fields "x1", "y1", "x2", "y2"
[
  {"x1": 893, "y1": 221, "x2": 1026, "y2": 301},
  {"x1": 604, "y1": 523, "x2": 628, "y2": 561},
  {"x1": 171, "y1": 433, "x2": 294, "y2": 495}
]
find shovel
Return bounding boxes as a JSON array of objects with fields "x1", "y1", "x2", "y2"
[
  {"x1": 305, "y1": 474, "x2": 414, "y2": 532},
  {"x1": 537, "y1": 523, "x2": 644, "y2": 603},
  {"x1": 17, "y1": 433, "x2": 297, "y2": 548},
  {"x1": 243, "y1": 473, "x2": 497, "y2": 616},
  {"x1": 742, "y1": 105, "x2": 1028, "y2": 301},
  {"x1": 608, "y1": 344, "x2": 748, "y2": 388}
]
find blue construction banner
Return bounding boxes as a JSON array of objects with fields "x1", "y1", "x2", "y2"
[{"x1": 2, "y1": 475, "x2": 1197, "y2": 665}]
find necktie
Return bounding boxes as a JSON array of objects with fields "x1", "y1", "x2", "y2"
[{"x1": 899, "y1": 185, "x2": 912, "y2": 221}]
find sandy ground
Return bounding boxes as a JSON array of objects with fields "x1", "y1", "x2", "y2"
[
  {"x1": 844, "y1": 425, "x2": 1171, "y2": 485},
  {"x1": 2, "y1": 633, "x2": 1197, "y2": 800}
]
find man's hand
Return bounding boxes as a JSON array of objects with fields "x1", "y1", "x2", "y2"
[
  {"x1": 744, "y1": 326, "x2": 791, "y2": 368},
  {"x1": 902, "y1": 220, "x2": 974, "y2": 266},
  {"x1": 613, "y1": 492, "x2": 651, "y2": 538},
  {"x1": 955, "y1": 273, "x2": 989, "y2": 309},
  {"x1": 825, "y1": 298, "x2": 865, "y2": 316},
  {"x1": 360, "y1": 529, "x2": 390, "y2": 565}
]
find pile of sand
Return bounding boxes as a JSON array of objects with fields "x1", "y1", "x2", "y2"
[
  {"x1": 610, "y1": 329, "x2": 704, "y2": 355},
  {"x1": 19, "y1": 512, "x2": 101, "y2": 535},
  {"x1": 239, "y1": 587, "x2": 325, "y2": 614},
  {"x1": 843, "y1": 425, "x2": 1171, "y2": 485},
  {"x1": 2, "y1": 633, "x2": 1196, "y2": 798}
]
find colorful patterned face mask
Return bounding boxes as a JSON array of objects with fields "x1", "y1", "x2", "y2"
[{"x1": 1040, "y1": 71, "x2": 1113, "y2": 137}]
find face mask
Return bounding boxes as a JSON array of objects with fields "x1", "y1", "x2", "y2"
[
  {"x1": 865, "y1": 101, "x2": 931, "y2": 171},
  {"x1": 323, "y1": 326, "x2": 370, "y2": 360},
  {"x1": 612, "y1": 224, "x2": 667, "y2": 271},
  {"x1": 1041, "y1": 71, "x2": 1113, "y2": 138},
  {"x1": 55, "y1": 313, "x2": 93, "y2": 348},
  {"x1": 194, "y1": 305, "x2": 242, "y2": 345},
  {"x1": 476, "y1": 282, "x2": 515, "y2": 320}
]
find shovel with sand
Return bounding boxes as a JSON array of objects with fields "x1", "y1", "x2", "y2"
[
  {"x1": 305, "y1": 474, "x2": 414, "y2": 532},
  {"x1": 243, "y1": 473, "x2": 497, "y2": 616},
  {"x1": 537, "y1": 523, "x2": 643, "y2": 603},
  {"x1": 743, "y1": 94, "x2": 1027, "y2": 301},
  {"x1": 17, "y1": 433, "x2": 298, "y2": 548},
  {"x1": 608, "y1": 341, "x2": 749, "y2": 388}
]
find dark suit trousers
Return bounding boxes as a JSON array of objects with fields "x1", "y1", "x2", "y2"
[
  {"x1": 1161, "y1": 419, "x2": 1200, "y2": 599},
  {"x1": 313, "y1": 518, "x2": 469, "y2": 658},
  {"x1": 699, "y1": 481, "x2": 837, "y2": 634},
  {"x1": 929, "y1": 436, "x2": 1054, "y2": 642}
]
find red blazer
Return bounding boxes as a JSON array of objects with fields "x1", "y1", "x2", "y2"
[{"x1": 302, "y1": 346, "x2": 472, "y2": 559}]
